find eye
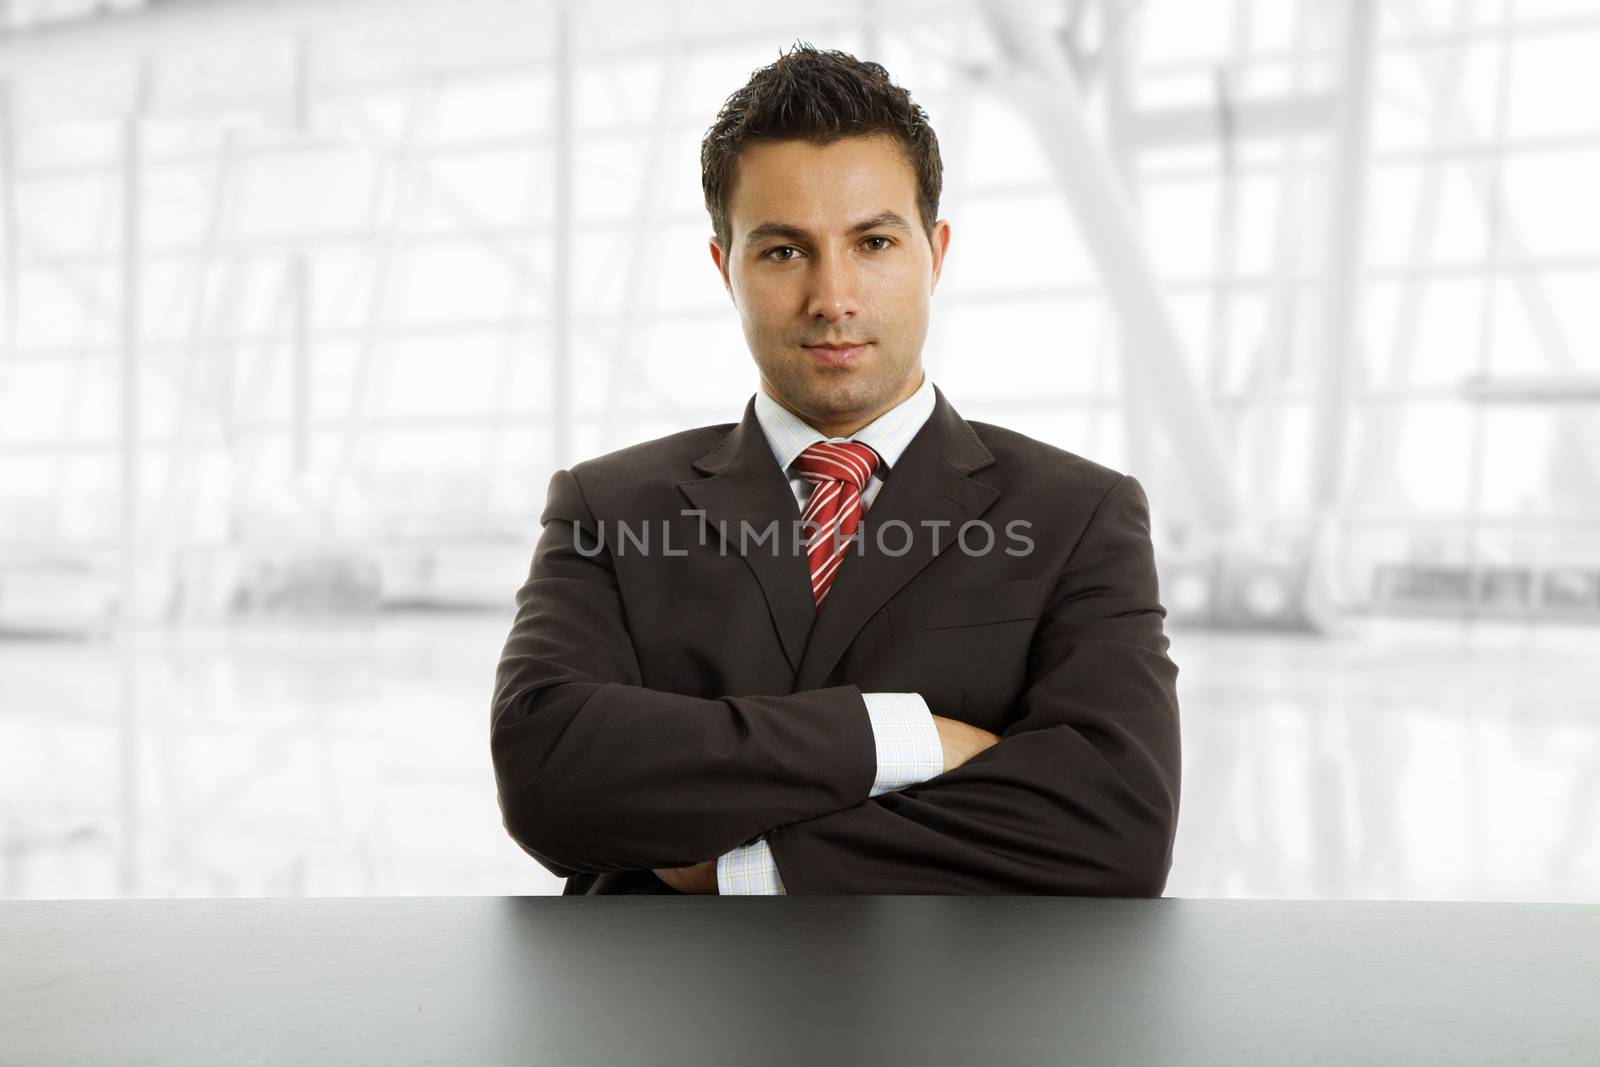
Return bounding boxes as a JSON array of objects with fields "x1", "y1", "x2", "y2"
[
  {"x1": 764, "y1": 246, "x2": 802, "y2": 262},
  {"x1": 862, "y1": 235, "x2": 894, "y2": 252}
]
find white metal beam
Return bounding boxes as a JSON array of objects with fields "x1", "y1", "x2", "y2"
[
  {"x1": 978, "y1": 0, "x2": 1242, "y2": 532},
  {"x1": 1307, "y1": 0, "x2": 1377, "y2": 517},
  {"x1": 550, "y1": 0, "x2": 572, "y2": 468},
  {"x1": 1128, "y1": 94, "x2": 1336, "y2": 150}
]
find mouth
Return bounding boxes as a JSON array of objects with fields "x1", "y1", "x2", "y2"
[{"x1": 802, "y1": 342, "x2": 871, "y2": 367}]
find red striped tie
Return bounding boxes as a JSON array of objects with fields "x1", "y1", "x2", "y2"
[{"x1": 795, "y1": 441, "x2": 881, "y2": 606}]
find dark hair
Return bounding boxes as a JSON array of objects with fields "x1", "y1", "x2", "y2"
[{"x1": 700, "y1": 43, "x2": 943, "y2": 252}]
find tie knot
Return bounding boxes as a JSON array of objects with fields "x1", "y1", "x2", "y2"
[{"x1": 794, "y1": 441, "x2": 881, "y2": 491}]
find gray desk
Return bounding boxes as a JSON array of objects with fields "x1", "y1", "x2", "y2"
[{"x1": 2, "y1": 896, "x2": 1597, "y2": 1065}]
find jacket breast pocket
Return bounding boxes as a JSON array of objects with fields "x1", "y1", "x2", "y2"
[{"x1": 887, "y1": 578, "x2": 1044, "y2": 636}]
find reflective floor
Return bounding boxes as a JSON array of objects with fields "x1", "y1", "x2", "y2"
[{"x1": 2, "y1": 613, "x2": 1596, "y2": 901}]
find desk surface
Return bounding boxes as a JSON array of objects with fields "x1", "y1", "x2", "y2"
[{"x1": 2, "y1": 896, "x2": 1597, "y2": 1065}]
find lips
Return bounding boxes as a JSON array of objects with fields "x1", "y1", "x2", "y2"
[{"x1": 803, "y1": 342, "x2": 870, "y2": 366}]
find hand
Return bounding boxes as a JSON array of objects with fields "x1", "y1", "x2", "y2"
[
  {"x1": 652, "y1": 858, "x2": 720, "y2": 894},
  {"x1": 931, "y1": 714, "x2": 1001, "y2": 773}
]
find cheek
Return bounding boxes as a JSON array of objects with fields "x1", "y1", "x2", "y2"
[
  {"x1": 874, "y1": 256, "x2": 927, "y2": 295},
  {"x1": 737, "y1": 276, "x2": 794, "y2": 324},
  {"x1": 871, "y1": 271, "x2": 928, "y2": 324}
]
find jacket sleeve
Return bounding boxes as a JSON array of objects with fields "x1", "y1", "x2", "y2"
[
  {"x1": 718, "y1": 693, "x2": 944, "y2": 895},
  {"x1": 490, "y1": 468, "x2": 879, "y2": 879},
  {"x1": 763, "y1": 474, "x2": 1182, "y2": 896}
]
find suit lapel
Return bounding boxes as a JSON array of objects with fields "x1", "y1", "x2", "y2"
[
  {"x1": 677, "y1": 397, "x2": 817, "y2": 673},
  {"x1": 793, "y1": 386, "x2": 1001, "y2": 692}
]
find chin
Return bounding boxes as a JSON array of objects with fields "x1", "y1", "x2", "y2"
[{"x1": 818, "y1": 383, "x2": 894, "y2": 414}]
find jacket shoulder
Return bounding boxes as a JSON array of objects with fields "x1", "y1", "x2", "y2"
[
  {"x1": 965, "y1": 419, "x2": 1126, "y2": 496},
  {"x1": 566, "y1": 421, "x2": 736, "y2": 495}
]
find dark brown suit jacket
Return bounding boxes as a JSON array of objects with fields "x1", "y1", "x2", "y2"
[{"x1": 490, "y1": 385, "x2": 1181, "y2": 895}]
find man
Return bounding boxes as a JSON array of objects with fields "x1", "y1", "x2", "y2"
[{"x1": 490, "y1": 45, "x2": 1180, "y2": 895}]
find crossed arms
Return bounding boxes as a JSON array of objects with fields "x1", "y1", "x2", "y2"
[{"x1": 489, "y1": 468, "x2": 1181, "y2": 895}]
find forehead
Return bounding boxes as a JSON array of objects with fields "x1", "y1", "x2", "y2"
[{"x1": 725, "y1": 134, "x2": 919, "y2": 235}]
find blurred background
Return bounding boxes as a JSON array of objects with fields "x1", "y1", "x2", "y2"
[{"x1": 1, "y1": 0, "x2": 1596, "y2": 901}]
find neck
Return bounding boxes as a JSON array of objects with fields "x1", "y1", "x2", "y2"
[{"x1": 767, "y1": 370, "x2": 924, "y2": 439}]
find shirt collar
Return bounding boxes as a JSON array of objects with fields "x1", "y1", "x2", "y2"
[{"x1": 752, "y1": 371, "x2": 937, "y2": 478}]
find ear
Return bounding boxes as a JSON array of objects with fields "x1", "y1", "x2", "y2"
[
  {"x1": 928, "y1": 219, "x2": 952, "y2": 293},
  {"x1": 708, "y1": 235, "x2": 735, "y2": 302}
]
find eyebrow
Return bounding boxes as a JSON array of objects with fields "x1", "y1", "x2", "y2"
[{"x1": 743, "y1": 211, "x2": 914, "y2": 249}]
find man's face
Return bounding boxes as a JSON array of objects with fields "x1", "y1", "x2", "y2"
[{"x1": 710, "y1": 134, "x2": 951, "y2": 433}]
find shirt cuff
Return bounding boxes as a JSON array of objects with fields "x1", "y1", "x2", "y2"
[
  {"x1": 861, "y1": 691, "x2": 943, "y2": 797},
  {"x1": 717, "y1": 835, "x2": 786, "y2": 895}
]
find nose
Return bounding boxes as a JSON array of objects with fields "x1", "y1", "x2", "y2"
[{"x1": 805, "y1": 247, "x2": 861, "y2": 324}]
